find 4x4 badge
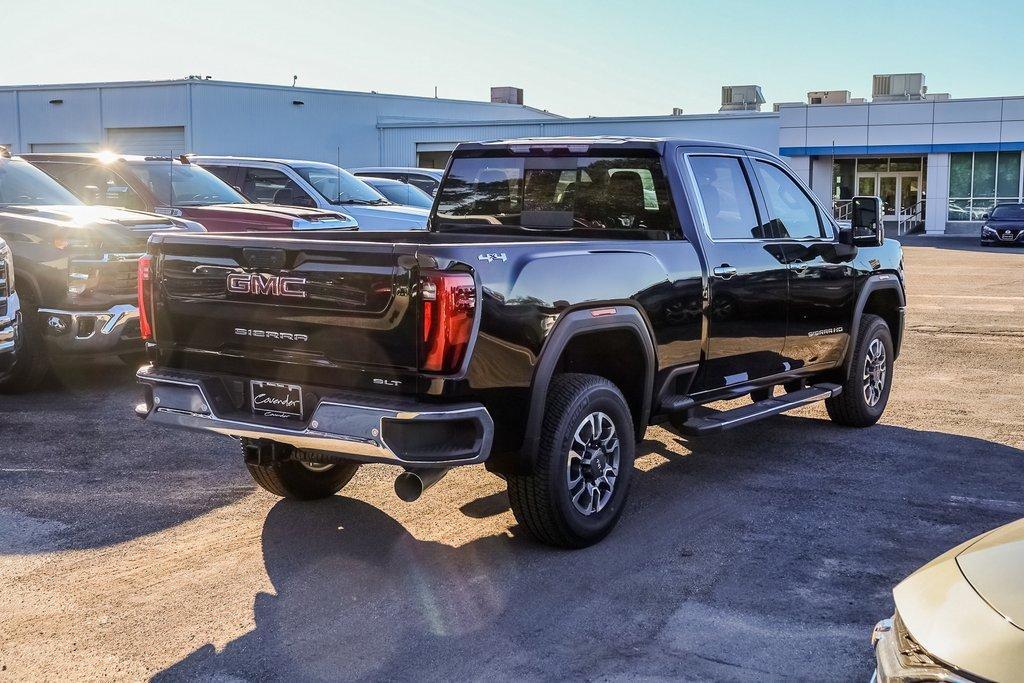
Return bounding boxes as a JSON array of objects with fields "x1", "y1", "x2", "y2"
[{"x1": 477, "y1": 252, "x2": 507, "y2": 263}]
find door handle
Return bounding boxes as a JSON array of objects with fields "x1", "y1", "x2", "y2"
[
  {"x1": 792, "y1": 260, "x2": 809, "y2": 273},
  {"x1": 712, "y1": 265, "x2": 737, "y2": 280}
]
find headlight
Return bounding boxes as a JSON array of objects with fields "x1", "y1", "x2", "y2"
[
  {"x1": 982, "y1": 225, "x2": 997, "y2": 236},
  {"x1": 872, "y1": 612, "x2": 972, "y2": 683}
]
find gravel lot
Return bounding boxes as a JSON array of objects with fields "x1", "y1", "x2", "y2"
[{"x1": 1, "y1": 235, "x2": 1022, "y2": 681}]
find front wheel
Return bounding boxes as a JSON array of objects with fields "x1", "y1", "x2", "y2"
[
  {"x1": 507, "y1": 373, "x2": 636, "y2": 548},
  {"x1": 825, "y1": 314, "x2": 894, "y2": 427},
  {"x1": 243, "y1": 440, "x2": 359, "y2": 500}
]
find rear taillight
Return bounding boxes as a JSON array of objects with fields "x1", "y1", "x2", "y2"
[
  {"x1": 419, "y1": 271, "x2": 476, "y2": 373},
  {"x1": 137, "y1": 254, "x2": 153, "y2": 341}
]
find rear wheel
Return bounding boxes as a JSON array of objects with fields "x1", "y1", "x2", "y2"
[
  {"x1": 0, "y1": 287, "x2": 50, "y2": 393},
  {"x1": 825, "y1": 314, "x2": 894, "y2": 427},
  {"x1": 243, "y1": 440, "x2": 359, "y2": 500},
  {"x1": 507, "y1": 374, "x2": 636, "y2": 548}
]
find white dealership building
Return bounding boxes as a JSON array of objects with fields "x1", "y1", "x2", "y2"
[{"x1": 1, "y1": 73, "x2": 1020, "y2": 235}]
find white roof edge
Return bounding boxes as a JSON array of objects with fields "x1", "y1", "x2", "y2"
[
  {"x1": 0, "y1": 78, "x2": 562, "y2": 114},
  {"x1": 775, "y1": 94, "x2": 1024, "y2": 108},
  {"x1": 378, "y1": 111, "x2": 780, "y2": 130}
]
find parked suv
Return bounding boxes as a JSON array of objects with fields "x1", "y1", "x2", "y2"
[
  {"x1": 136, "y1": 137, "x2": 904, "y2": 548},
  {"x1": 193, "y1": 157, "x2": 428, "y2": 230},
  {"x1": 350, "y1": 167, "x2": 444, "y2": 196},
  {"x1": 0, "y1": 151, "x2": 202, "y2": 391},
  {"x1": 25, "y1": 153, "x2": 357, "y2": 232}
]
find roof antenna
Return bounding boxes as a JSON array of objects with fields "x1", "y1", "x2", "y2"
[
  {"x1": 292, "y1": 75, "x2": 298, "y2": 87},
  {"x1": 434, "y1": 86, "x2": 438, "y2": 98}
]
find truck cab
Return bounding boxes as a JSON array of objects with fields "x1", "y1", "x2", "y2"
[{"x1": 135, "y1": 137, "x2": 905, "y2": 548}]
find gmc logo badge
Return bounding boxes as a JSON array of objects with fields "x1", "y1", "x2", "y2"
[{"x1": 227, "y1": 273, "x2": 307, "y2": 298}]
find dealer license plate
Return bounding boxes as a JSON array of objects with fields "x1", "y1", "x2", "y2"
[{"x1": 250, "y1": 380, "x2": 303, "y2": 419}]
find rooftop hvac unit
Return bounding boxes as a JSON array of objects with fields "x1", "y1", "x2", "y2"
[
  {"x1": 773, "y1": 102, "x2": 804, "y2": 112},
  {"x1": 719, "y1": 85, "x2": 765, "y2": 112},
  {"x1": 490, "y1": 86, "x2": 524, "y2": 105},
  {"x1": 872, "y1": 73, "x2": 926, "y2": 101},
  {"x1": 807, "y1": 90, "x2": 852, "y2": 105}
]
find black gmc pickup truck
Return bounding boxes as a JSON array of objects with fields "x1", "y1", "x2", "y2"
[{"x1": 136, "y1": 137, "x2": 905, "y2": 548}]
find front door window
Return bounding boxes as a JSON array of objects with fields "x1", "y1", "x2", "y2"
[
  {"x1": 879, "y1": 176, "x2": 897, "y2": 216},
  {"x1": 858, "y1": 176, "x2": 876, "y2": 197}
]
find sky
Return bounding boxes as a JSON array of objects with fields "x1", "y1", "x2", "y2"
[{"x1": 5, "y1": 0, "x2": 1024, "y2": 118}]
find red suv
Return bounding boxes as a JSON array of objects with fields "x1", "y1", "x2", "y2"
[{"x1": 25, "y1": 153, "x2": 357, "y2": 232}]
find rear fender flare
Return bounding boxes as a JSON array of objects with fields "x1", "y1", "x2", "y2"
[{"x1": 519, "y1": 306, "x2": 656, "y2": 472}]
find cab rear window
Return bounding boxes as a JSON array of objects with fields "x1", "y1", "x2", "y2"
[{"x1": 435, "y1": 154, "x2": 679, "y2": 238}]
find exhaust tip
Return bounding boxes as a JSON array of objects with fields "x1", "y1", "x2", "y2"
[
  {"x1": 394, "y1": 471, "x2": 424, "y2": 502},
  {"x1": 394, "y1": 468, "x2": 449, "y2": 503}
]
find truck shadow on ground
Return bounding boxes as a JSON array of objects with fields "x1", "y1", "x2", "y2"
[
  {"x1": 0, "y1": 359, "x2": 252, "y2": 554},
  {"x1": 154, "y1": 417, "x2": 1024, "y2": 682}
]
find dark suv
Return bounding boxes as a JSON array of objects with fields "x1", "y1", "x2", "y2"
[{"x1": 981, "y1": 203, "x2": 1024, "y2": 246}]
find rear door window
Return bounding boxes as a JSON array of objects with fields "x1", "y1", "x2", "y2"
[
  {"x1": 34, "y1": 162, "x2": 146, "y2": 210},
  {"x1": 407, "y1": 174, "x2": 438, "y2": 195},
  {"x1": 242, "y1": 167, "x2": 315, "y2": 206},
  {"x1": 687, "y1": 155, "x2": 764, "y2": 240}
]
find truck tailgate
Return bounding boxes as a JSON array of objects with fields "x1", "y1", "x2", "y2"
[{"x1": 153, "y1": 235, "x2": 418, "y2": 375}]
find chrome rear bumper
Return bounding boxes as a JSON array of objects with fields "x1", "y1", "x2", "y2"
[{"x1": 136, "y1": 366, "x2": 494, "y2": 467}]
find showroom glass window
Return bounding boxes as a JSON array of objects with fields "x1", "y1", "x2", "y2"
[{"x1": 948, "y1": 151, "x2": 1023, "y2": 220}]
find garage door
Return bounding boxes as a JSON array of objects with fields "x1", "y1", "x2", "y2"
[
  {"x1": 106, "y1": 127, "x2": 187, "y2": 156},
  {"x1": 30, "y1": 142, "x2": 97, "y2": 153}
]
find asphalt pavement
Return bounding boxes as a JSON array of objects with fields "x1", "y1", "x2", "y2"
[{"x1": 1, "y1": 234, "x2": 1022, "y2": 681}]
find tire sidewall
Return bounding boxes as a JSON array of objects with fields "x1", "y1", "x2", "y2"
[
  {"x1": 545, "y1": 383, "x2": 635, "y2": 543},
  {"x1": 851, "y1": 318, "x2": 894, "y2": 419}
]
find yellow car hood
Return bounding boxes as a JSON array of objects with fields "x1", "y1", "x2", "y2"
[
  {"x1": 894, "y1": 519, "x2": 1024, "y2": 682},
  {"x1": 956, "y1": 518, "x2": 1024, "y2": 630}
]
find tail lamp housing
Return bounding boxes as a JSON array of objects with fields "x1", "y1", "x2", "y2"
[
  {"x1": 419, "y1": 271, "x2": 475, "y2": 373},
  {"x1": 137, "y1": 254, "x2": 154, "y2": 341}
]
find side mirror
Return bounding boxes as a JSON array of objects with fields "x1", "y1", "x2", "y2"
[
  {"x1": 982, "y1": 213, "x2": 990, "y2": 220},
  {"x1": 850, "y1": 195, "x2": 884, "y2": 247}
]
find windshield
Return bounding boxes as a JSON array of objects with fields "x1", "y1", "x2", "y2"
[
  {"x1": 295, "y1": 165, "x2": 388, "y2": 205},
  {"x1": 0, "y1": 160, "x2": 82, "y2": 206},
  {"x1": 990, "y1": 204, "x2": 1024, "y2": 220},
  {"x1": 126, "y1": 162, "x2": 246, "y2": 206},
  {"x1": 434, "y1": 154, "x2": 678, "y2": 235},
  {"x1": 374, "y1": 182, "x2": 434, "y2": 208}
]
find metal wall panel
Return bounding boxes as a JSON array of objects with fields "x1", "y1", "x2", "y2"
[
  {"x1": 101, "y1": 85, "x2": 188, "y2": 128},
  {"x1": 188, "y1": 82, "x2": 558, "y2": 166},
  {"x1": 379, "y1": 114, "x2": 781, "y2": 166},
  {"x1": 0, "y1": 92, "x2": 16, "y2": 148},
  {"x1": 17, "y1": 88, "x2": 102, "y2": 148}
]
